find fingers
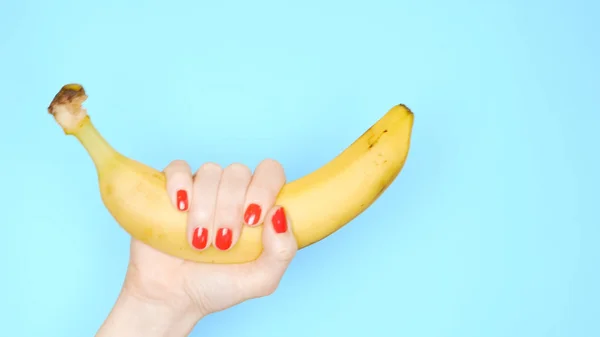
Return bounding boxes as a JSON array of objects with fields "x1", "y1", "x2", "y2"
[
  {"x1": 242, "y1": 206, "x2": 297, "y2": 299},
  {"x1": 242, "y1": 159, "x2": 286, "y2": 227},
  {"x1": 166, "y1": 159, "x2": 288, "y2": 254},
  {"x1": 187, "y1": 163, "x2": 223, "y2": 251},
  {"x1": 212, "y1": 163, "x2": 253, "y2": 251},
  {"x1": 163, "y1": 160, "x2": 193, "y2": 212}
]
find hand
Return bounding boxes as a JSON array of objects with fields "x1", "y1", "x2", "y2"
[{"x1": 97, "y1": 159, "x2": 298, "y2": 337}]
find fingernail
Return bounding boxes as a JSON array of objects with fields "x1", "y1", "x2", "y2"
[
  {"x1": 192, "y1": 227, "x2": 208, "y2": 250},
  {"x1": 272, "y1": 207, "x2": 287, "y2": 234},
  {"x1": 244, "y1": 203, "x2": 262, "y2": 226},
  {"x1": 215, "y1": 228, "x2": 233, "y2": 250},
  {"x1": 176, "y1": 190, "x2": 188, "y2": 211}
]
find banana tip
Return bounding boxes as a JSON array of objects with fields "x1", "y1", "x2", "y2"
[{"x1": 396, "y1": 103, "x2": 414, "y2": 115}]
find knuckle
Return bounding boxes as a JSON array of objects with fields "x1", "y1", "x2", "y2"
[
  {"x1": 170, "y1": 159, "x2": 191, "y2": 171},
  {"x1": 198, "y1": 162, "x2": 222, "y2": 173},
  {"x1": 275, "y1": 245, "x2": 297, "y2": 262},
  {"x1": 216, "y1": 211, "x2": 240, "y2": 227},
  {"x1": 217, "y1": 184, "x2": 237, "y2": 197},
  {"x1": 164, "y1": 160, "x2": 191, "y2": 174},
  {"x1": 255, "y1": 159, "x2": 286, "y2": 185},
  {"x1": 225, "y1": 162, "x2": 252, "y2": 177},
  {"x1": 248, "y1": 185, "x2": 273, "y2": 200},
  {"x1": 189, "y1": 209, "x2": 212, "y2": 225},
  {"x1": 258, "y1": 279, "x2": 279, "y2": 297},
  {"x1": 168, "y1": 171, "x2": 193, "y2": 185},
  {"x1": 201, "y1": 161, "x2": 222, "y2": 171},
  {"x1": 259, "y1": 158, "x2": 283, "y2": 171},
  {"x1": 217, "y1": 177, "x2": 245, "y2": 195}
]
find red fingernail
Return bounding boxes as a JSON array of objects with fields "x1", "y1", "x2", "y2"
[
  {"x1": 272, "y1": 207, "x2": 287, "y2": 234},
  {"x1": 244, "y1": 203, "x2": 262, "y2": 226},
  {"x1": 192, "y1": 227, "x2": 208, "y2": 250},
  {"x1": 176, "y1": 190, "x2": 188, "y2": 211},
  {"x1": 215, "y1": 228, "x2": 233, "y2": 250}
]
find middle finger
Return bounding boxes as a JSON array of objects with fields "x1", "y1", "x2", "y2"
[
  {"x1": 188, "y1": 162, "x2": 223, "y2": 251},
  {"x1": 213, "y1": 163, "x2": 252, "y2": 251}
]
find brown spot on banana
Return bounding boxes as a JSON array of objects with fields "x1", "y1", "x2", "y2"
[{"x1": 368, "y1": 129, "x2": 388, "y2": 149}]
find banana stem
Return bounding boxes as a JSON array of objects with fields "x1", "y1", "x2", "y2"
[
  {"x1": 48, "y1": 84, "x2": 89, "y2": 134},
  {"x1": 74, "y1": 120, "x2": 121, "y2": 169},
  {"x1": 48, "y1": 84, "x2": 120, "y2": 168}
]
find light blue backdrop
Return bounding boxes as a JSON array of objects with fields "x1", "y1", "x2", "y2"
[{"x1": 1, "y1": 0, "x2": 598, "y2": 336}]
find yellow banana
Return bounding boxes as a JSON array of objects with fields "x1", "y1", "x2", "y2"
[{"x1": 47, "y1": 84, "x2": 414, "y2": 264}]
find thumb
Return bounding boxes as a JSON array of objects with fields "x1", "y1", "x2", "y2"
[{"x1": 242, "y1": 206, "x2": 298, "y2": 299}]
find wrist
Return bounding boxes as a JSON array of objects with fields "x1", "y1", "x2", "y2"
[{"x1": 96, "y1": 288, "x2": 202, "y2": 337}]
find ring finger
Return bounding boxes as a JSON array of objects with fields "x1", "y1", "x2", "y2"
[{"x1": 243, "y1": 159, "x2": 286, "y2": 227}]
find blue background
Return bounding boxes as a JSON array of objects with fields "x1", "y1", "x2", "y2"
[{"x1": 1, "y1": 0, "x2": 598, "y2": 336}]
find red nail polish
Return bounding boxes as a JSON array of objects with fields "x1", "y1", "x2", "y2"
[
  {"x1": 215, "y1": 228, "x2": 233, "y2": 250},
  {"x1": 176, "y1": 190, "x2": 188, "y2": 211},
  {"x1": 244, "y1": 203, "x2": 262, "y2": 226},
  {"x1": 272, "y1": 207, "x2": 287, "y2": 234},
  {"x1": 192, "y1": 227, "x2": 208, "y2": 250}
]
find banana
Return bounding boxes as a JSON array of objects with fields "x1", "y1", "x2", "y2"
[{"x1": 47, "y1": 84, "x2": 414, "y2": 264}]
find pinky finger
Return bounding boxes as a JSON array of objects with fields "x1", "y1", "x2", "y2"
[
  {"x1": 163, "y1": 160, "x2": 193, "y2": 212},
  {"x1": 240, "y1": 205, "x2": 298, "y2": 300}
]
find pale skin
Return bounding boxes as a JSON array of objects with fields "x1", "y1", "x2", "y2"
[{"x1": 96, "y1": 158, "x2": 298, "y2": 337}]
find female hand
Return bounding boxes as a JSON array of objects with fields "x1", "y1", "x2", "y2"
[{"x1": 97, "y1": 159, "x2": 298, "y2": 337}]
